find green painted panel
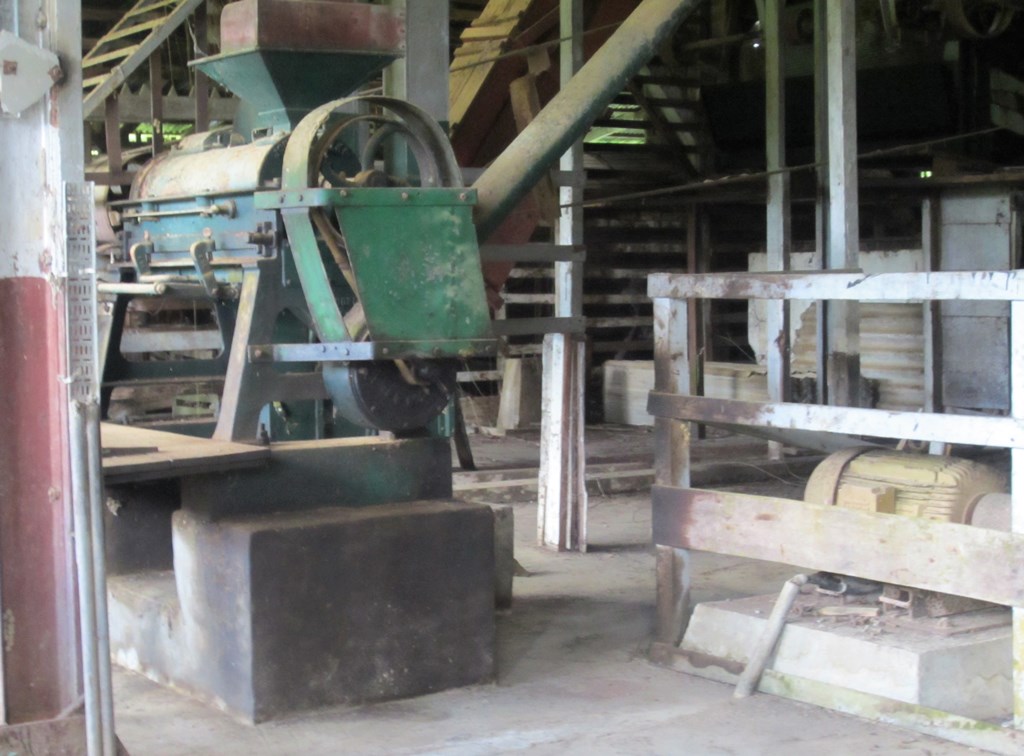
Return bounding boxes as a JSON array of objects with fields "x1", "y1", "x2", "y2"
[{"x1": 334, "y1": 189, "x2": 492, "y2": 343}]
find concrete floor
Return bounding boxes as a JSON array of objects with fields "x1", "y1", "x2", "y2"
[{"x1": 114, "y1": 472, "x2": 978, "y2": 755}]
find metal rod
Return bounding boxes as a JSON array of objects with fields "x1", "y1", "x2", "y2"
[
  {"x1": 734, "y1": 574, "x2": 808, "y2": 698},
  {"x1": 69, "y1": 401, "x2": 103, "y2": 756},
  {"x1": 85, "y1": 402, "x2": 116, "y2": 756},
  {"x1": 472, "y1": 0, "x2": 705, "y2": 240}
]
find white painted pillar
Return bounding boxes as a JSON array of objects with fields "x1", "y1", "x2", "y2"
[{"x1": 538, "y1": 0, "x2": 586, "y2": 551}]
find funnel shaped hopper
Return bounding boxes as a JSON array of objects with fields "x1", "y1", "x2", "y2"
[{"x1": 190, "y1": 0, "x2": 404, "y2": 130}]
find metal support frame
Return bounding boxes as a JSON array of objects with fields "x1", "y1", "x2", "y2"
[
  {"x1": 538, "y1": 0, "x2": 586, "y2": 552},
  {"x1": 648, "y1": 267, "x2": 1024, "y2": 743},
  {"x1": 100, "y1": 254, "x2": 329, "y2": 443},
  {"x1": 212, "y1": 265, "x2": 329, "y2": 442}
]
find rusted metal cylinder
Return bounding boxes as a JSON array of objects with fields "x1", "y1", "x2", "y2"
[{"x1": 472, "y1": 0, "x2": 704, "y2": 240}]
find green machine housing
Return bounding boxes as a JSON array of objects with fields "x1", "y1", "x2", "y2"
[{"x1": 104, "y1": 0, "x2": 494, "y2": 441}]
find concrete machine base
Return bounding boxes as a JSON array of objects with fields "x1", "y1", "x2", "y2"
[
  {"x1": 673, "y1": 592, "x2": 1012, "y2": 721},
  {"x1": 106, "y1": 437, "x2": 496, "y2": 723}
]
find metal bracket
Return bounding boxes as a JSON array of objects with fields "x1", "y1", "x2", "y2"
[
  {"x1": 249, "y1": 338, "x2": 499, "y2": 363},
  {"x1": 189, "y1": 239, "x2": 218, "y2": 298},
  {"x1": 0, "y1": 30, "x2": 61, "y2": 115},
  {"x1": 129, "y1": 241, "x2": 153, "y2": 276}
]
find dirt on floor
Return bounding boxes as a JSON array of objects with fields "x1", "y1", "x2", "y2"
[{"x1": 114, "y1": 469, "x2": 979, "y2": 755}]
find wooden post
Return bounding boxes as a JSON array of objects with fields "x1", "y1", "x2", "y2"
[
  {"x1": 686, "y1": 204, "x2": 706, "y2": 439},
  {"x1": 538, "y1": 0, "x2": 586, "y2": 551},
  {"x1": 193, "y1": 0, "x2": 209, "y2": 132},
  {"x1": 921, "y1": 197, "x2": 943, "y2": 416},
  {"x1": 764, "y1": 0, "x2": 790, "y2": 458},
  {"x1": 653, "y1": 297, "x2": 691, "y2": 643},
  {"x1": 1012, "y1": 299, "x2": 1024, "y2": 729},
  {"x1": 823, "y1": 0, "x2": 860, "y2": 406},
  {"x1": 149, "y1": 50, "x2": 163, "y2": 156},
  {"x1": 104, "y1": 94, "x2": 121, "y2": 180},
  {"x1": 812, "y1": 0, "x2": 828, "y2": 404}
]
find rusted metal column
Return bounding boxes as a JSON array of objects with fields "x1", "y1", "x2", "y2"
[
  {"x1": 473, "y1": 0, "x2": 705, "y2": 240},
  {"x1": 0, "y1": 0, "x2": 90, "y2": 747}
]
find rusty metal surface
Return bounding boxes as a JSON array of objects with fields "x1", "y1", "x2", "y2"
[
  {"x1": 0, "y1": 279, "x2": 80, "y2": 722},
  {"x1": 131, "y1": 133, "x2": 285, "y2": 199},
  {"x1": 220, "y1": 0, "x2": 406, "y2": 55}
]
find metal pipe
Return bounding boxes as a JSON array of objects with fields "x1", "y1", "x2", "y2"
[
  {"x1": 472, "y1": 0, "x2": 705, "y2": 240},
  {"x1": 734, "y1": 573, "x2": 808, "y2": 698},
  {"x1": 86, "y1": 402, "x2": 116, "y2": 756},
  {"x1": 69, "y1": 401, "x2": 103, "y2": 755}
]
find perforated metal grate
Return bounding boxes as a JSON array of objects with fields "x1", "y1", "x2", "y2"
[{"x1": 65, "y1": 181, "x2": 98, "y2": 403}]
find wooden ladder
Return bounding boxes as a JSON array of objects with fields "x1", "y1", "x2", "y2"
[{"x1": 82, "y1": 0, "x2": 206, "y2": 118}]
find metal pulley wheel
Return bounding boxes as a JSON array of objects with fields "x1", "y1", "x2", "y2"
[
  {"x1": 943, "y1": 0, "x2": 1016, "y2": 38},
  {"x1": 280, "y1": 95, "x2": 464, "y2": 432}
]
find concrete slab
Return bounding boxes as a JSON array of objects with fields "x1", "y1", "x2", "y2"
[{"x1": 681, "y1": 593, "x2": 1012, "y2": 721}]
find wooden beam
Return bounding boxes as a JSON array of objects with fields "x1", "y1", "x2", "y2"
[
  {"x1": 652, "y1": 485, "x2": 1024, "y2": 607},
  {"x1": 648, "y1": 270, "x2": 1024, "y2": 302},
  {"x1": 648, "y1": 391, "x2": 1024, "y2": 448}
]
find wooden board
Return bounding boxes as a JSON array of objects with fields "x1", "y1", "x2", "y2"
[
  {"x1": 102, "y1": 422, "x2": 270, "y2": 484},
  {"x1": 648, "y1": 269, "x2": 1024, "y2": 302},
  {"x1": 652, "y1": 485, "x2": 1024, "y2": 607},
  {"x1": 648, "y1": 391, "x2": 1024, "y2": 448}
]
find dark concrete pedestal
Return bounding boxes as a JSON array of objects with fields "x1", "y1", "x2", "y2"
[
  {"x1": 107, "y1": 436, "x2": 494, "y2": 723},
  {"x1": 110, "y1": 499, "x2": 495, "y2": 722}
]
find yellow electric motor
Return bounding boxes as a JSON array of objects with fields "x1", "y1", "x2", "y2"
[{"x1": 804, "y1": 448, "x2": 1007, "y2": 524}]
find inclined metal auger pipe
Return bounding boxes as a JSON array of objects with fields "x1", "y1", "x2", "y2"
[{"x1": 472, "y1": 0, "x2": 706, "y2": 240}]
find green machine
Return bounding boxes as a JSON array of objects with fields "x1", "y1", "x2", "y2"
[
  {"x1": 103, "y1": 0, "x2": 493, "y2": 441},
  {"x1": 101, "y1": 0, "x2": 700, "y2": 723}
]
